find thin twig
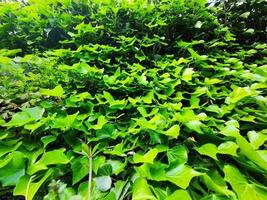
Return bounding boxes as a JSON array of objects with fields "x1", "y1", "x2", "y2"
[{"x1": 88, "y1": 145, "x2": 93, "y2": 200}]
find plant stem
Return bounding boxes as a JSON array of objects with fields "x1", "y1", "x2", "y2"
[
  {"x1": 88, "y1": 145, "x2": 93, "y2": 200},
  {"x1": 26, "y1": 175, "x2": 34, "y2": 200}
]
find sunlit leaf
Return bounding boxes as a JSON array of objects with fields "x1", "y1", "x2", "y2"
[
  {"x1": 14, "y1": 169, "x2": 53, "y2": 200},
  {"x1": 182, "y1": 68, "x2": 194, "y2": 82},
  {"x1": 27, "y1": 149, "x2": 69, "y2": 174},
  {"x1": 40, "y1": 85, "x2": 65, "y2": 97},
  {"x1": 166, "y1": 190, "x2": 192, "y2": 200},
  {"x1": 224, "y1": 165, "x2": 267, "y2": 200},
  {"x1": 143, "y1": 91, "x2": 154, "y2": 104},
  {"x1": 167, "y1": 145, "x2": 188, "y2": 165},
  {"x1": 163, "y1": 125, "x2": 180, "y2": 138},
  {"x1": 133, "y1": 149, "x2": 158, "y2": 164},
  {"x1": 132, "y1": 178, "x2": 156, "y2": 200},
  {"x1": 166, "y1": 165, "x2": 202, "y2": 189},
  {"x1": 4, "y1": 107, "x2": 44, "y2": 127}
]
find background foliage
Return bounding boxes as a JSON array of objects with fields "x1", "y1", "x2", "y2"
[{"x1": 0, "y1": 0, "x2": 266, "y2": 199}]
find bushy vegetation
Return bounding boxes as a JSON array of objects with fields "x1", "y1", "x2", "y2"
[{"x1": 0, "y1": 0, "x2": 266, "y2": 199}]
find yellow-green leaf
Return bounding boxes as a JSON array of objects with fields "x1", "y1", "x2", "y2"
[
  {"x1": 132, "y1": 178, "x2": 156, "y2": 200},
  {"x1": 163, "y1": 125, "x2": 180, "y2": 138},
  {"x1": 166, "y1": 165, "x2": 202, "y2": 189},
  {"x1": 40, "y1": 85, "x2": 65, "y2": 97},
  {"x1": 133, "y1": 149, "x2": 158, "y2": 164}
]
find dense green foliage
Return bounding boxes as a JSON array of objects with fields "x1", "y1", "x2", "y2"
[{"x1": 0, "y1": 0, "x2": 267, "y2": 199}]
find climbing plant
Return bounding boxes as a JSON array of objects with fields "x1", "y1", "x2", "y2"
[{"x1": 0, "y1": 0, "x2": 266, "y2": 199}]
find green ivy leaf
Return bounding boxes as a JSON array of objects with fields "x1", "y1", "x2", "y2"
[
  {"x1": 93, "y1": 115, "x2": 107, "y2": 130},
  {"x1": 240, "y1": 11, "x2": 250, "y2": 18},
  {"x1": 4, "y1": 107, "x2": 45, "y2": 127},
  {"x1": 82, "y1": 143, "x2": 90, "y2": 158},
  {"x1": 201, "y1": 174, "x2": 236, "y2": 197},
  {"x1": 218, "y1": 141, "x2": 239, "y2": 157},
  {"x1": 185, "y1": 120, "x2": 204, "y2": 134},
  {"x1": 238, "y1": 135, "x2": 267, "y2": 170},
  {"x1": 40, "y1": 85, "x2": 65, "y2": 97},
  {"x1": 14, "y1": 169, "x2": 53, "y2": 200},
  {"x1": 103, "y1": 91, "x2": 114, "y2": 103},
  {"x1": 166, "y1": 190, "x2": 192, "y2": 200},
  {"x1": 196, "y1": 143, "x2": 219, "y2": 160},
  {"x1": 194, "y1": 21, "x2": 203, "y2": 29},
  {"x1": 106, "y1": 160, "x2": 126, "y2": 175},
  {"x1": 24, "y1": 117, "x2": 49, "y2": 132},
  {"x1": 248, "y1": 131, "x2": 267, "y2": 150},
  {"x1": 95, "y1": 176, "x2": 112, "y2": 192},
  {"x1": 225, "y1": 87, "x2": 254, "y2": 104},
  {"x1": 27, "y1": 149, "x2": 69, "y2": 175},
  {"x1": 133, "y1": 149, "x2": 158, "y2": 164},
  {"x1": 166, "y1": 165, "x2": 202, "y2": 189},
  {"x1": 96, "y1": 124, "x2": 116, "y2": 139},
  {"x1": 200, "y1": 194, "x2": 231, "y2": 200},
  {"x1": 135, "y1": 162, "x2": 167, "y2": 181},
  {"x1": 167, "y1": 145, "x2": 188, "y2": 165},
  {"x1": 188, "y1": 48, "x2": 207, "y2": 61},
  {"x1": 163, "y1": 125, "x2": 180, "y2": 138},
  {"x1": 52, "y1": 112, "x2": 79, "y2": 130},
  {"x1": 93, "y1": 156, "x2": 106, "y2": 174},
  {"x1": 98, "y1": 164, "x2": 113, "y2": 176},
  {"x1": 0, "y1": 152, "x2": 25, "y2": 186},
  {"x1": 174, "y1": 110, "x2": 207, "y2": 123},
  {"x1": 135, "y1": 53, "x2": 146, "y2": 62},
  {"x1": 196, "y1": 142, "x2": 239, "y2": 160},
  {"x1": 110, "y1": 180, "x2": 128, "y2": 200},
  {"x1": 0, "y1": 140, "x2": 22, "y2": 158},
  {"x1": 143, "y1": 91, "x2": 154, "y2": 104},
  {"x1": 71, "y1": 157, "x2": 88, "y2": 185},
  {"x1": 41, "y1": 135, "x2": 57, "y2": 148},
  {"x1": 132, "y1": 177, "x2": 156, "y2": 200},
  {"x1": 221, "y1": 122, "x2": 267, "y2": 170},
  {"x1": 182, "y1": 68, "x2": 194, "y2": 82},
  {"x1": 224, "y1": 165, "x2": 267, "y2": 200}
]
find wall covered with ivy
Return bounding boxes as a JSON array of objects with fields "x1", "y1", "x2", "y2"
[{"x1": 0, "y1": 0, "x2": 266, "y2": 199}]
